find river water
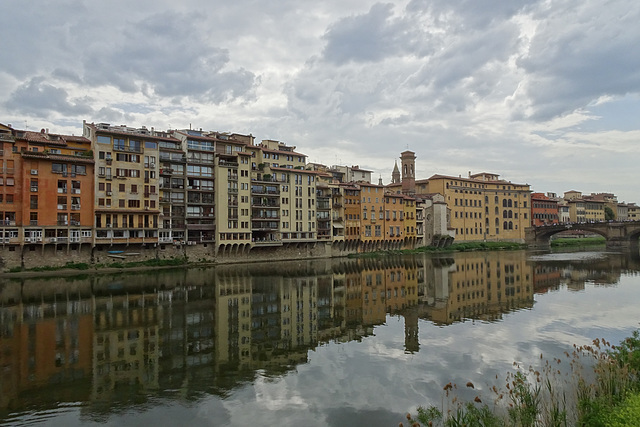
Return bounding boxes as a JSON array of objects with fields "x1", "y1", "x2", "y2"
[{"x1": 0, "y1": 248, "x2": 639, "y2": 426}]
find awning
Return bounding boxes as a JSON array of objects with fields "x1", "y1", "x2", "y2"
[{"x1": 332, "y1": 223, "x2": 344, "y2": 228}]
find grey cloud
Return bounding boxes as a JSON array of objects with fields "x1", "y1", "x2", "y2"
[
  {"x1": 79, "y1": 11, "x2": 257, "y2": 102},
  {"x1": 94, "y1": 107, "x2": 135, "y2": 124},
  {"x1": 5, "y1": 77, "x2": 93, "y2": 116},
  {"x1": 518, "y1": 1, "x2": 640, "y2": 121},
  {"x1": 52, "y1": 68, "x2": 83, "y2": 84},
  {"x1": 407, "y1": 0, "x2": 536, "y2": 29},
  {"x1": 322, "y1": 3, "x2": 421, "y2": 64},
  {"x1": 0, "y1": 1, "x2": 88, "y2": 77}
]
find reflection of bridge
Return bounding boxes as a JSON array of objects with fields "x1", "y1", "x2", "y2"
[{"x1": 525, "y1": 221, "x2": 640, "y2": 248}]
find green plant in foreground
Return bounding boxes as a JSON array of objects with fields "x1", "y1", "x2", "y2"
[
  {"x1": 402, "y1": 402, "x2": 501, "y2": 427},
  {"x1": 402, "y1": 330, "x2": 640, "y2": 427}
]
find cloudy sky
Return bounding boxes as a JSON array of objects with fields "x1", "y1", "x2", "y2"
[{"x1": 2, "y1": 0, "x2": 639, "y2": 202}]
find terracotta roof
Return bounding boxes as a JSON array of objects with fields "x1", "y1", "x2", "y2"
[
  {"x1": 21, "y1": 152, "x2": 95, "y2": 164},
  {"x1": 428, "y1": 173, "x2": 529, "y2": 187},
  {"x1": 17, "y1": 130, "x2": 91, "y2": 146}
]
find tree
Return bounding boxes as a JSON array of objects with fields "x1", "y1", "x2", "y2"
[{"x1": 604, "y1": 206, "x2": 615, "y2": 221}]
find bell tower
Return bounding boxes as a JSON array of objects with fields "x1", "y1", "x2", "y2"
[
  {"x1": 391, "y1": 161, "x2": 400, "y2": 184},
  {"x1": 401, "y1": 150, "x2": 416, "y2": 195}
]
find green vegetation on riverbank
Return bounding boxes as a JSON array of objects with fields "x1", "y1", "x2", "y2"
[
  {"x1": 551, "y1": 236, "x2": 606, "y2": 247},
  {"x1": 7, "y1": 257, "x2": 188, "y2": 273},
  {"x1": 402, "y1": 330, "x2": 640, "y2": 426},
  {"x1": 350, "y1": 241, "x2": 526, "y2": 259}
]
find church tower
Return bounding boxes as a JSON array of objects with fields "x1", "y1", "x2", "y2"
[
  {"x1": 391, "y1": 161, "x2": 400, "y2": 184},
  {"x1": 401, "y1": 150, "x2": 416, "y2": 195}
]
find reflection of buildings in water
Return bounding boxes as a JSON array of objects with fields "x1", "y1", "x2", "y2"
[
  {"x1": 0, "y1": 281, "x2": 94, "y2": 410},
  {"x1": 531, "y1": 257, "x2": 623, "y2": 293},
  {"x1": 420, "y1": 252, "x2": 535, "y2": 325},
  {"x1": 562, "y1": 267, "x2": 620, "y2": 291},
  {"x1": 92, "y1": 292, "x2": 161, "y2": 402},
  {"x1": 0, "y1": 253, "x2": 547, "y2": 412},
  {"x1": 248, "y1": 275, "x2": 318, "y2": 370},
  {"x1": 532, "y1": 265, "x2": 563, "y2": 293}
]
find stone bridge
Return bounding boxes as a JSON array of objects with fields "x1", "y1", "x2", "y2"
[{"x1": 525, "y1": 221, "x2": 640, "y2": 249}]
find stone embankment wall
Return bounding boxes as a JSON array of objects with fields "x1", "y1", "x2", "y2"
[{"x1": 0, "y1": 241, "x2": 360, "y2": 271}]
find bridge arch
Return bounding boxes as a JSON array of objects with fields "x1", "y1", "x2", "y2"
[{"x1": 526, "y1": 222, "x2": 640, "y2": 249}]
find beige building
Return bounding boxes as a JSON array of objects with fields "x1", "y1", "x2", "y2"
[{"x1": 83, "y1": 122, "x2": 161, "y2": 246}]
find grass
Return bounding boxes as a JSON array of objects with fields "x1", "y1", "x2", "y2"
[
  {"x1": 550, "y1": 236, "x2": 606, "y2": 247},
  {"x1": 402, "y1": 330, "x2": 640, "y2": 426},
  {"x1": 348, "y1": 242, "x2": 527, "y2": 259}
]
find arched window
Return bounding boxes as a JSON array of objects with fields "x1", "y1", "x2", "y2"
[
  {"x1": 503, "y1": 221, "x2": 508, "y2": 230},
  {"x1": 495, "y1": 218, "x2": 499, "y2": 226},
  {"x1": 503, "y1": 199, "x2": 507, "y2": 207},
  {"x1": 503, "y1": 210, "x2": 508, "y2": 218},
  {"x1": 495, "y1": 207, "x2": 499, "y2": 215},
  {"x1": 509, "y1": 221, "x2": 513, "y2": 230},
  {"x1": 508, "y1": 199, "x2": 513, "y2": 208},
  {"x1": 508, "y1": 210, "x2": 513, "y2": 218}
]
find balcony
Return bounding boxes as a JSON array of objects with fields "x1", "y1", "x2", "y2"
[
  {"x1": 219, "y1": 159, "x2": 239, "y2": 167},
  {"x1": 252, "y1": 214, "x2": 281, "y2": 221},
  {"x1": 251, "y1": 221, "x2": 279, "y2": 231},
  {"x1": 113, "y1": 145, "x2": 142, "y2": 153}
]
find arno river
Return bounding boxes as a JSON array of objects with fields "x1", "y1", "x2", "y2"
[{"x1": 1, "y1": 248, "x2": 639, "y2": 426}]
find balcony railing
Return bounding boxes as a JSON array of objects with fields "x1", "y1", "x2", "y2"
[{"x1": 113, "y1": 145, "x2": 142, "y2": 153}]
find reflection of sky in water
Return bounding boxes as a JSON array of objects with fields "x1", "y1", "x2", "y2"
[
  {"x1": 212, "y1": 275, "x2": 639, "y2": 426},
  {"x1": 528, "y1": 251, "x2": 609, "y2": 261}
]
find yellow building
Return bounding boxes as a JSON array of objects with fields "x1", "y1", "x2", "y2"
[
  {"x1": 419, "y1": 173, "x2": 531, "y2": 242},
  {"x1": 428, "y1": 252, "x2": 534, "y2": 324},
  {"x1": 584, "y1": 199, "x2": 606, "y2": 222},
  {"x1": 403, "y1": 195, "x2": 417, "y2": 246},
  {"x1": 359, "y1": 182, "x2": 385, "y2": 248},
  {"x1": 384, "y1": 192, "x2": 405, "y2": 245}
]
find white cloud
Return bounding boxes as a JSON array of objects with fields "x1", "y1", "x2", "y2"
[{"x1": 1, "y1": 0, "x2": 639, "y2": 202}]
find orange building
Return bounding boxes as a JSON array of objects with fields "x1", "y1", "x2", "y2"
[
  {"x1": 531, "y1": 192, "x2": 559, "y2": 226},
  {"x1": 342, "y1": 183, "x2": 361, "y2": 246},
  {"x1": 7, "y1": 128, "x2": 94, "y2": 246}
]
